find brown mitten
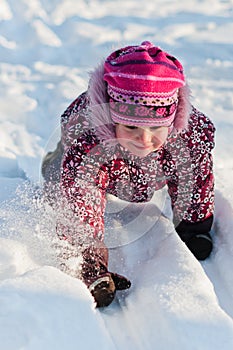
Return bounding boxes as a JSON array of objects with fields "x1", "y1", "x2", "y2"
[{"x1": 81, "y1": 243, "x2": 131, "y2": 307}]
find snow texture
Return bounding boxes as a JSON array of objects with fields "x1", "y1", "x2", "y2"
[{"x1": 0, "y1": 0, "x2": 233, "y2": 349}]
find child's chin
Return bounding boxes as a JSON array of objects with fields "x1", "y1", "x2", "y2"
[{"x1": 131, "y1": 149, "x2": 154, "y2": 158}]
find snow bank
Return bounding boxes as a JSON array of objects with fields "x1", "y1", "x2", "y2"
[{"x1": 0, "y1": 0, "x2": 233, "y2": 349}]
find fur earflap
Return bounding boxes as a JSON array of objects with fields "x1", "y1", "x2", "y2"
[
  {"x1": 173, "y1": 84, "x2": 191, "y2": 133},
  {"x1": 87, "y1": 62, "x2": 116, "y2": 142}
]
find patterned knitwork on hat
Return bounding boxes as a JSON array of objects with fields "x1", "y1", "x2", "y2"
[{"x1": 109, "y1": 98, "x2": 177, "y2": 127}]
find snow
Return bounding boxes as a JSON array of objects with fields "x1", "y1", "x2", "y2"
[{"x1": 0, "y1": 0, "x2": 233, "y2": 348}]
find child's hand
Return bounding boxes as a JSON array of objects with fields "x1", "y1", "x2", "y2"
[
  {"x1": 186, "y1": 233, "x2": 212, "y2": 260},
  {"x1": 89, "y1": 272, "x2": 131, "y2": 307}
]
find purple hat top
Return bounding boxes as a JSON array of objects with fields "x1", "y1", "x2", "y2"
[{"x1": 103, "y1": 41, "x2": 186, "y2": 127}]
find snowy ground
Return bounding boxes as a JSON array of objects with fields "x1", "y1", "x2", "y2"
[{"x1": 0, "y1": 0, "x2": 233, "y2": 349}]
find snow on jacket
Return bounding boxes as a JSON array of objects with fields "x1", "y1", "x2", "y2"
[{"x1": 58, "y1": 64, "x2": 215, "y2": 245}]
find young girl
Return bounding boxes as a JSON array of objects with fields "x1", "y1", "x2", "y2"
[{"x1": 42, "y1": 41, "x2": 215, "y2": 307}]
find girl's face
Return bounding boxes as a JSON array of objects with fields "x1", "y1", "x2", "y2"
[{"x1": 115, "y1": 124, "x2": 169, "y2": 157}]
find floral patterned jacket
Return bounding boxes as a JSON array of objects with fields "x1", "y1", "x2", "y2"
[{"x1": 59, "y1": 88, "x2": 215, "y2": 245}]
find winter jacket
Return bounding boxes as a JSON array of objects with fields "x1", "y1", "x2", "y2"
[
  {"x1": 53, "y1": 64, "x2": 215, "y2": 287},
  {"x1": 58, "y1": 68, "x2": 215, "y2": 244}
]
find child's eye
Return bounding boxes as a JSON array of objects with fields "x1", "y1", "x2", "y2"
[
  {"x1": 125, "y1": 125, "x2": 138, "y2": 130},
  {"x1": 150, "y1": 126, "x2": 167, "y2": 131}
]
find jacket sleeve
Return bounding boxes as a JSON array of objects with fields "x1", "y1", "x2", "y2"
[
  {"x1": 55, "y1": 139, "x2": 111, "y2": 283},
  {"x1": 57, "y1": 140, "x2": 109, "y2": 244},
  {"x1": 167, "y1": 108, "x2": 215, "y2": 240},
  {"x1": 54, "y1": 93, "x2": 112, "y2": 286},
  {"x1": 57, "y1": 92, "x2": 108, "y2": 242}
]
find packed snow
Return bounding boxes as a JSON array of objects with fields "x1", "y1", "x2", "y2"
[{"x1": 0, "y1": 0, "x2": 233, "y2": 349}]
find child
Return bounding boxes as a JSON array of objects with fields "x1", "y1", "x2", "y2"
[{"x1": 42, "y1": 41, "x2": 215, "y2": 307}]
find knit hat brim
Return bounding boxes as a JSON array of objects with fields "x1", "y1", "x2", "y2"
[{"x1": 109, "y1": 97, "x2": 177, "y2": 127}]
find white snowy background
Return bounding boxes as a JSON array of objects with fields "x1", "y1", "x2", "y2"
[{"x1": 0, "y1": 0, "x2": 233, "y2": 349}]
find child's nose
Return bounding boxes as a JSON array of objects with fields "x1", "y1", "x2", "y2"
[{"x1": 138, "y1": 129, "x2": 153, "y2": 144}]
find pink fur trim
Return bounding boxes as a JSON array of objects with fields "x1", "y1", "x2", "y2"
[
  {"x1": 173, "y1": 84, "x2": 191, "y2": 133},
  {"x1": 87, "y1": 62, "x2": 116, "y2": 142}
]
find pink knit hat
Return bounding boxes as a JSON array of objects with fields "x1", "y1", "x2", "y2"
[{"x1": 104, "y1": 41, "x2": 186, "y2": 127}]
